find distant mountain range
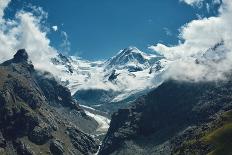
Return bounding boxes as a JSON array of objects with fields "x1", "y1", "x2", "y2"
[{"x1": 50, "y1": 47, "x2": 169, "y2": 113}]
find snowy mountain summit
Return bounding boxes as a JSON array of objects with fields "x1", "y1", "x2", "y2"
[
  {"x1": 105, "y1": 47, "x2": 158, "y2": 72},
  {"x1": 50, "y1": 47, "x2": 167, "y2": 111}
]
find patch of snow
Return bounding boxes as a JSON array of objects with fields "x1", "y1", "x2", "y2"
[
  {"x1": 84, "y1": 110, "x2": 110, "y2": 133},
  {"x1": 80, "y1": 104, "x2": 97, "y2": 111}
]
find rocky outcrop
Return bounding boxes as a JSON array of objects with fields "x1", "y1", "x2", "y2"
[
  {"x1": 28, "y1": 124, "x2": 53, "y2": 145},
  {"x1": 14, "y1": 139, "x2": 35, "y2": 155},
  {"x1": 0, "y1": 49, "x2": 98, "y2": 155},
  {"x1": 35, "y1": 71, "x2": 87, "y2": 117},
  {"x1": 67, "y1": 126, "x2": 99, "y2": 155},
  {"x1": 0, "y1": 132, "x2": 6, "y2": 148},
  {"x1": 99, "y1": 79, "x2": 232, "y2": 155},
  {"x1": 50, "y1": 139, "x2": 65, "y2": 155},
  {"x1": 108, "y1": 70, "x2": 120, "y2": 82},
  {"x1": 13, "y1": 49, "x2": 29, "y2": 63}
]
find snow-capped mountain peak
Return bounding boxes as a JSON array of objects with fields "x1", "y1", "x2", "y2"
[
  {"x1": 50, "y1": 46, "x2": 168, "y2": 106},
  {"x1": 105, "y1": 46, "x2": 159, "y2": 72}
]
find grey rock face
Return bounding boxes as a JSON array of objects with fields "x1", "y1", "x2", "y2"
[
  {"x1": 67, "y1": 127, "x2": 99, "y2": 155},
  {"x1": 13, "y1": 49, "x2": 29, "y2": 63},
  {"x1": 28, "y1": 124, "x2": 53, "y2": 145},
  {"x1": 0, "y1": 132, "x2": 6, "y2": 148},
  {"x1": 108, "y1": 70, "x2": 120, "y2": 82},
  {"x1": 50, "y1": 139, "x2": 65, "y2": 155},
  {"x1": 14, "y1": 139, "x2": 35, "y2": 155}
]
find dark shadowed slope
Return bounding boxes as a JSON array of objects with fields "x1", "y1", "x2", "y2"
[
  {"x1": 0, "y1": 49, "x2": 99, "y2": 155},
  {"x1": 99, "y1": 79, "x2": 232, "y2": 155}
]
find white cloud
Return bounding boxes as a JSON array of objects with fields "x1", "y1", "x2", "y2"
[
  {"x1": 60, "y1": 31, "x2": 71, "y2": 54},
  {"x1": 150, "y1": 0, "x2": 232, "y2": 82},
  {"x1": 0, "y1": 0, "x2": 10, "y2": 20},
  {"x1": 163, "y1": 27, "x2": 172, "y2": 36},
  {"x1": 180, "y1": 0, "x2": 204, "y2": 7},
  {"x1": 0, "y1": 1, "x2": 65, "y2": 74},
  {"x1": 14, "y1": 11, "x2": 58, "y2": 69},
  {"x1": 52, "y1": 25, "x2": 58, "y2": 31},
  {"x1": 150, "y1": 16, "x2": 225, "y2": 60},
  {"x1": 181, "y1": 0, "x2": 222, "y2": 9}
]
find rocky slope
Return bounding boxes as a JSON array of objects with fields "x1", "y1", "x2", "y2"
[
  {"x1": 0, "y1": 49, "x2": 99, "y2": 155},
  {"x1": 99, "y1": 78, "x2": 232, "y2": 155}
]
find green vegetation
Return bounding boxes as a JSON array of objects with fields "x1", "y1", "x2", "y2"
[{"x1": 203, "y1": 111, "x2": 232, "y2": 155}]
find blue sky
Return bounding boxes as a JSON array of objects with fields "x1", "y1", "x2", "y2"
[{"x1": 5, "y1": 0, "x2": 218, "y2": 60}]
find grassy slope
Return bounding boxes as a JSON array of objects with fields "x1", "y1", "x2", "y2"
[{"x1": 203, "y1": 110, "x2": 232, "y2": 155}]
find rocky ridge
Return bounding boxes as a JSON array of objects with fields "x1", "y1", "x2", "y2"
[
  {"x1": 99, "y1": 79, "x2": 232, "y2": 155},
  {"x1": 0, "y1": 49, "x2": 99, "y2": 155}
]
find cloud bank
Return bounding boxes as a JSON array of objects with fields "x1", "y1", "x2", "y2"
[
  {"x1": 0, "y1": 0, "x2": 60, "y2": 73},
  {"x1": 150, "y1": 0, "x2": 232, "y2": 82}
]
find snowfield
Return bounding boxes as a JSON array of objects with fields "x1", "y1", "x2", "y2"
[
  {"x1": 84, "y1": 111, "x2": 110, "y2": 133},
  {"x1": 81, "y1": 105, "x2": 110, "y2": 133}
]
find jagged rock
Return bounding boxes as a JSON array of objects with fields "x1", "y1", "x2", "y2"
[
  {"x1": 13, "y1": 49, "x2": 29, "y2": 63},
  {"x1": 0, "y1": 132, "x2": 6, "y2": 148},
  {"x1": 14, "y1": 139, "x2": 35, "y2": 155},
  {"x1": 108, "y1": 70, "x2": 120, "y2": 81},
  {"x1": 28, "y1": 124, "x2": 52, "y2": 145},
  {"x1": 0, "y1": 99, "x2": 40, "y2": 138},
  {"x1": 2, "y1": 49, "x2": 35, "y2": 74},
  {"x1": 50, "y1": 139, "x2": 65, "y2": 155},
  {"x1": 67, "y1": 126, "x2": 99, "y2": 155}
]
